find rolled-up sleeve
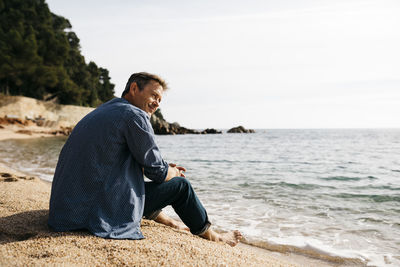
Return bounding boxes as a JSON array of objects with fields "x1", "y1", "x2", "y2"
[{"x1": 123, "y1": 109, "x2": 168, "y2": 183}]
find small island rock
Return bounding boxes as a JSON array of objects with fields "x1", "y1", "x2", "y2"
[
  {"x1": 227, "y1": 126, "x2": 255, "y2": 133},
  {"x1": 201, "y1": 128, "x2": 222, "y2": 134}
]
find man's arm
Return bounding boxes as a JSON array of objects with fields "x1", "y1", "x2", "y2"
[
  {"x1": 123, "y1": 111, "x2": 169, "y2": 183},
  {"x1": 165, "y1": 163, "x2": 186, "y2": 182}
]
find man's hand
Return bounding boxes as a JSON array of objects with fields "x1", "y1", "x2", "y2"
[
  {"x1": 165, "y1": 163, "x2": 186, "y2": 181},
  {"x1": 170, "y1": 163, "x2": 186, "y2": 176}
]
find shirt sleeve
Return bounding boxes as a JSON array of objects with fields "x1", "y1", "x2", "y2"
[{"x1": 122, "y1": 109, "x2": 168, "y2": 183}]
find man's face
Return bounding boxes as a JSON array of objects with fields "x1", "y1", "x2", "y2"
[{"x1": 129, "y1": 81, "x2": 163, "y2": 116}]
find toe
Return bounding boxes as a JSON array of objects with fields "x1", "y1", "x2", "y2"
[{"x1": 234, "y1": 230, "x2": 243, "y2": 238}]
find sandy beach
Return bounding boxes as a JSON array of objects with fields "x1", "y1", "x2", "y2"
[
  {"x1": 0, "y1": 130, "x2": 343, "y2": 266},
  {"x1": 0, "y1": 163, "x2": 317, "y2": 267}
]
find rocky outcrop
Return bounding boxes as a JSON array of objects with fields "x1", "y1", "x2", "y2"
[
  {"x1": 150, "y1": 110, "x2": 222, "y2": 135},
  {"x1": 150, "y1": 111, "x2": 197, "y2": 135},
  {"x1": 227, "y1": 126, "x2": 255, "y2": 133}
]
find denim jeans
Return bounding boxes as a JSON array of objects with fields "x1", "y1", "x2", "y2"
[{"x1": 143, "y1": 177, "x2": 211, "y2": 235}]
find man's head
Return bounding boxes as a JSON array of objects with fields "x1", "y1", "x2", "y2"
[{"x1": 122, "y1": 72, "x2": 168, "y2": 116}]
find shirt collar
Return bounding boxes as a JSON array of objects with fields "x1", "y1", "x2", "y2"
[{"x1": 119, "y1": 97, "x2": 150, "y2": 119}]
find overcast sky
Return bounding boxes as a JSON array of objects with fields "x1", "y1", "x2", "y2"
[{"x1": 47, "y1": 0, "x2": 400, "y2": 129}]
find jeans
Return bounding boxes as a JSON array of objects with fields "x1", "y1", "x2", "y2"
[{"x1": 143, "y1": 177, "x2": 211, "y2": 235}]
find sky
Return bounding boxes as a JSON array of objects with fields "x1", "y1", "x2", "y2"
[{"x1": 46, "y1": 0, "x2": 400, "y2": 129}]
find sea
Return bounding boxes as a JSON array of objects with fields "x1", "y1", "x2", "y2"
[{"x1": 0, "y1": 129, "x2": 399, "y2": 266}]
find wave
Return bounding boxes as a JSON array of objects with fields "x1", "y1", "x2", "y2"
[
  {"x1": 239, "y1": 181, "x2": 335, "y2": 191},
  {"x1": 187, "y1": 159, "x2": 278, "y2": 164},
  {"x1": 353, "y1": 185, "x2": 400, "y2": 191},
  {"x1": 320, "y1": 175, "x2": 378, "y2": 181},
  {"x1": 189, "y1": 159, "x2": 241, "y2": 163},
  {"x1": 241, "y1": 239, "x2": 366, "y2": 266},
  {"x1": 334, "y1": 193, "x2": 400, "y2": 203}
]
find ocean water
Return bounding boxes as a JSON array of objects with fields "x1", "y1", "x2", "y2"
[{"x1": 0, "y1": 129, "x2": 399, "y2": 266}]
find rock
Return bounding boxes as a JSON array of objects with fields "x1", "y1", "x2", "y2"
[
  {"x1": 1, "y1": 173, "x2": 19, "y2": 182},
  {"x1": 150, "y1": 109, "x2": 224, "y2": 135},
  {"x1": 175, "y1": 127, "x2": 201, "y2": 135},
  {"x1": 227, "y1": 126, "x2": 255, "y2": 133},
  {"x1": 201, "y1": 128, "x2": 222, "y2": 134},
  {"x1": 0, "y1": 173, "x2": 35, "y2": 182},
  {"x1": 4, "y1": 177, "x2": 18, "y2": 182},
  {"x1": 151, "y1": 109, "x2": 202, "y2": 135},
  {"x1": 16, "y1": 130, "x2": 33, "y2": 135},
  {"x1": 150, "y1": 112, "x2": 174, "y2": 135},
  {"x1": 18, "y1": 176, "x2": 35, "y2": 180},
  {"x1": 0, "y1": 116, "x2": 29, "y2": 126},
  {"x1": 171, "y1": 122, "x2": 180, "y2": 128},
  {"x1": 49, "y1": 126, "x2": 73, "y2": 136}
]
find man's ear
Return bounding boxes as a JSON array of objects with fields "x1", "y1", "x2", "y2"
[{"x1": 129, "y1": 82, "x2": 138, "y2": 95}]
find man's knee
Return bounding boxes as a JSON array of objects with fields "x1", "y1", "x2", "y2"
[{"x1": 169, "y1": 176, "x2": 192, "y2": 192}]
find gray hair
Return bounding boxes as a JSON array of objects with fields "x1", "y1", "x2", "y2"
[{"x1": 121, "y1": 72, "x2": 168, "y2": 97}]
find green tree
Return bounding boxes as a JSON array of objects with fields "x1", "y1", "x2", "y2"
[{"x1": 0, "y1": 0, "x2": 115, "y2": 106}]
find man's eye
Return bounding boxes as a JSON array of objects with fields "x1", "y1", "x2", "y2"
[{"x1": 154, "y1": 95, "x2": 161, "y2": 103}]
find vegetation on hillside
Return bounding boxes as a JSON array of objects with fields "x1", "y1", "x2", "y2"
[{"x1": 0, "y1": 0, "x2": 115, "y2": 106}]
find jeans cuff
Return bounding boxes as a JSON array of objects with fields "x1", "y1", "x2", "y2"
[
  {"x1": 192, "y1": 220, "x2": 211, "y2": 235},
  {"x1": 143, "y1": 209, "x2": 162, "y2": 220}
]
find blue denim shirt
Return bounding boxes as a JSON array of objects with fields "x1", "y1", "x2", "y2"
[{"x1": 48, "y1": 98, "x2": 168, "y2": 239}]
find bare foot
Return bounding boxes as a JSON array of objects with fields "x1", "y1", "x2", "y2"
[
  {"x1": 171, "y1": 220, "x2": 190, "y2": 231},
  {"x1": 154, "y1": 212, "x2": 189, "y2": 231},
  {"x1": 200, "y1": 229, "x2": 243, "y2": 247}
]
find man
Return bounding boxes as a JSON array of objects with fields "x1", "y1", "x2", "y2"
[{"x1": 48, "y1": 72, "x2": 242, "y2": 246}]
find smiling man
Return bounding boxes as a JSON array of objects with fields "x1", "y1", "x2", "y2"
[{"x1": 48, "y1": 72, "x2": 242, "y2": 246}]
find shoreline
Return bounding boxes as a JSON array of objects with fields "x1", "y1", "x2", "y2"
[
  {"x1": 0, "y1": 162, "x2": 308, "y2": 267},
  {"x1": 0, "y1": 131, "x2": 347, "y2": 266},
  {"x1": 0, "y1": 126, "x2": 56, "y2": 141}
]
